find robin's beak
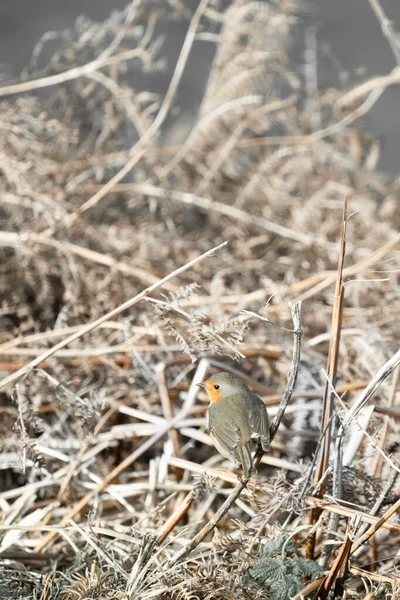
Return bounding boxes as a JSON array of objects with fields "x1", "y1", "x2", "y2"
[{"x1": 196, "y1": 382, "x2": 206, "y2": 389}]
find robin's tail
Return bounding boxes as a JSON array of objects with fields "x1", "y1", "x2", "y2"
[
  {"x1": 239, "y1": 443, "x2": 255, "y2": 477},
  {"x1": 260, "y1": 432, "x2": 270, "y2": 453}
]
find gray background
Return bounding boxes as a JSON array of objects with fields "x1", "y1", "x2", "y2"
[{"x1": 1, "y1": 0, "x2": 399, "y2": 175}]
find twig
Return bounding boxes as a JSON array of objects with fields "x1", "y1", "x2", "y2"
[
  {"x1": 350, "y1": 498, "x2": 400, "y2": 554},
  {"x1": 156, "y1": 363, "x2": 183, "y2": 481},
  {"x1": 319, "y1": 412, "x2": 346, "y2": 568},
  {"x1": 347, "y1": 348, "x2": 400, "y2": 421},
  {"x1": 368, "y1": 0, "x2": 400, "y2": 65},
  {"x1": 269, "y1": 303, "x2": 303, "y2": 438},
  {"x1": 304, "y1": 497, "x2": 400, "y2": 534},
  {"x1": 291, "y1": 576, "x2": 325, "y2": 600},
  {"x1": 156, "y1": 491, "x2": 194, "y2": 545},
  {"x1": 0, "y1": 47, "x2": 148, "y2": 99},
  {"x1": 349, "y1": 566, "x2": 396, "y2": 586},
  {"x1": 334, "y1": 68, "x2": 400, "y2": 111},
  {"x1": 165, "y1": 302, "x2": 302, "y2": 568},
  {"x1": 307, "y1": 199, "x2": 348, "y2": 559},
  {"x1": 317, "y1": 198, "x2": 347, "y2": 478},
  {"x1": 0, "y1": 241, "x2": 227, "y2": 391},
  {"x1": 318, "y1": 515, "x2": 361, "y2": 599}
]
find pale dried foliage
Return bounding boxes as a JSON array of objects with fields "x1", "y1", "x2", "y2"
[{"x1": 0, "y1": 0, "x2": 399, "y2": 598}]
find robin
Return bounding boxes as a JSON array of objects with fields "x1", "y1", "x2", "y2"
[{"x1": 198, "y1": 372, "x2": 270, "y2": 478}]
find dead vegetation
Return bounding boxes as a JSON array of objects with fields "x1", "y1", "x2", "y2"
[{"x1": 0, "y1": 0, "x2": 399, "y2": 598}]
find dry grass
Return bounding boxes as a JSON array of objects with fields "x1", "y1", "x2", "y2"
[{"x1": 0, "y1": 0, "x2": 399, "y2": 598}]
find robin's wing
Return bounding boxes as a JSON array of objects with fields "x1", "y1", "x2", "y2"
[
  {"x1": 207, "y1": 408, "x2": 241, "y2": 462},
  {"x1": 249, "y1": 394, "x2": 270, "y2": 452}
]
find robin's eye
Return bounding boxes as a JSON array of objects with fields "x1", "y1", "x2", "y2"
[{"x1": 214, "y1": 384, "x2": 220, "y2": 390}]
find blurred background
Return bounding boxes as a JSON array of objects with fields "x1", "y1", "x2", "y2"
[{"x1": 1, "y1": 0, "x2": 400, "y2": 174}]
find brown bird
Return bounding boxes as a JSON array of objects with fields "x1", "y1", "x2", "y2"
[{"x1": 198, "y1": 372, "x2": 270, "y2": 478}]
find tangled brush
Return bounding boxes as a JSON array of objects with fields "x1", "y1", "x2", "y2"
[{"x1": 0, "y1": 0, "x2": 399, "y2": 598}]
